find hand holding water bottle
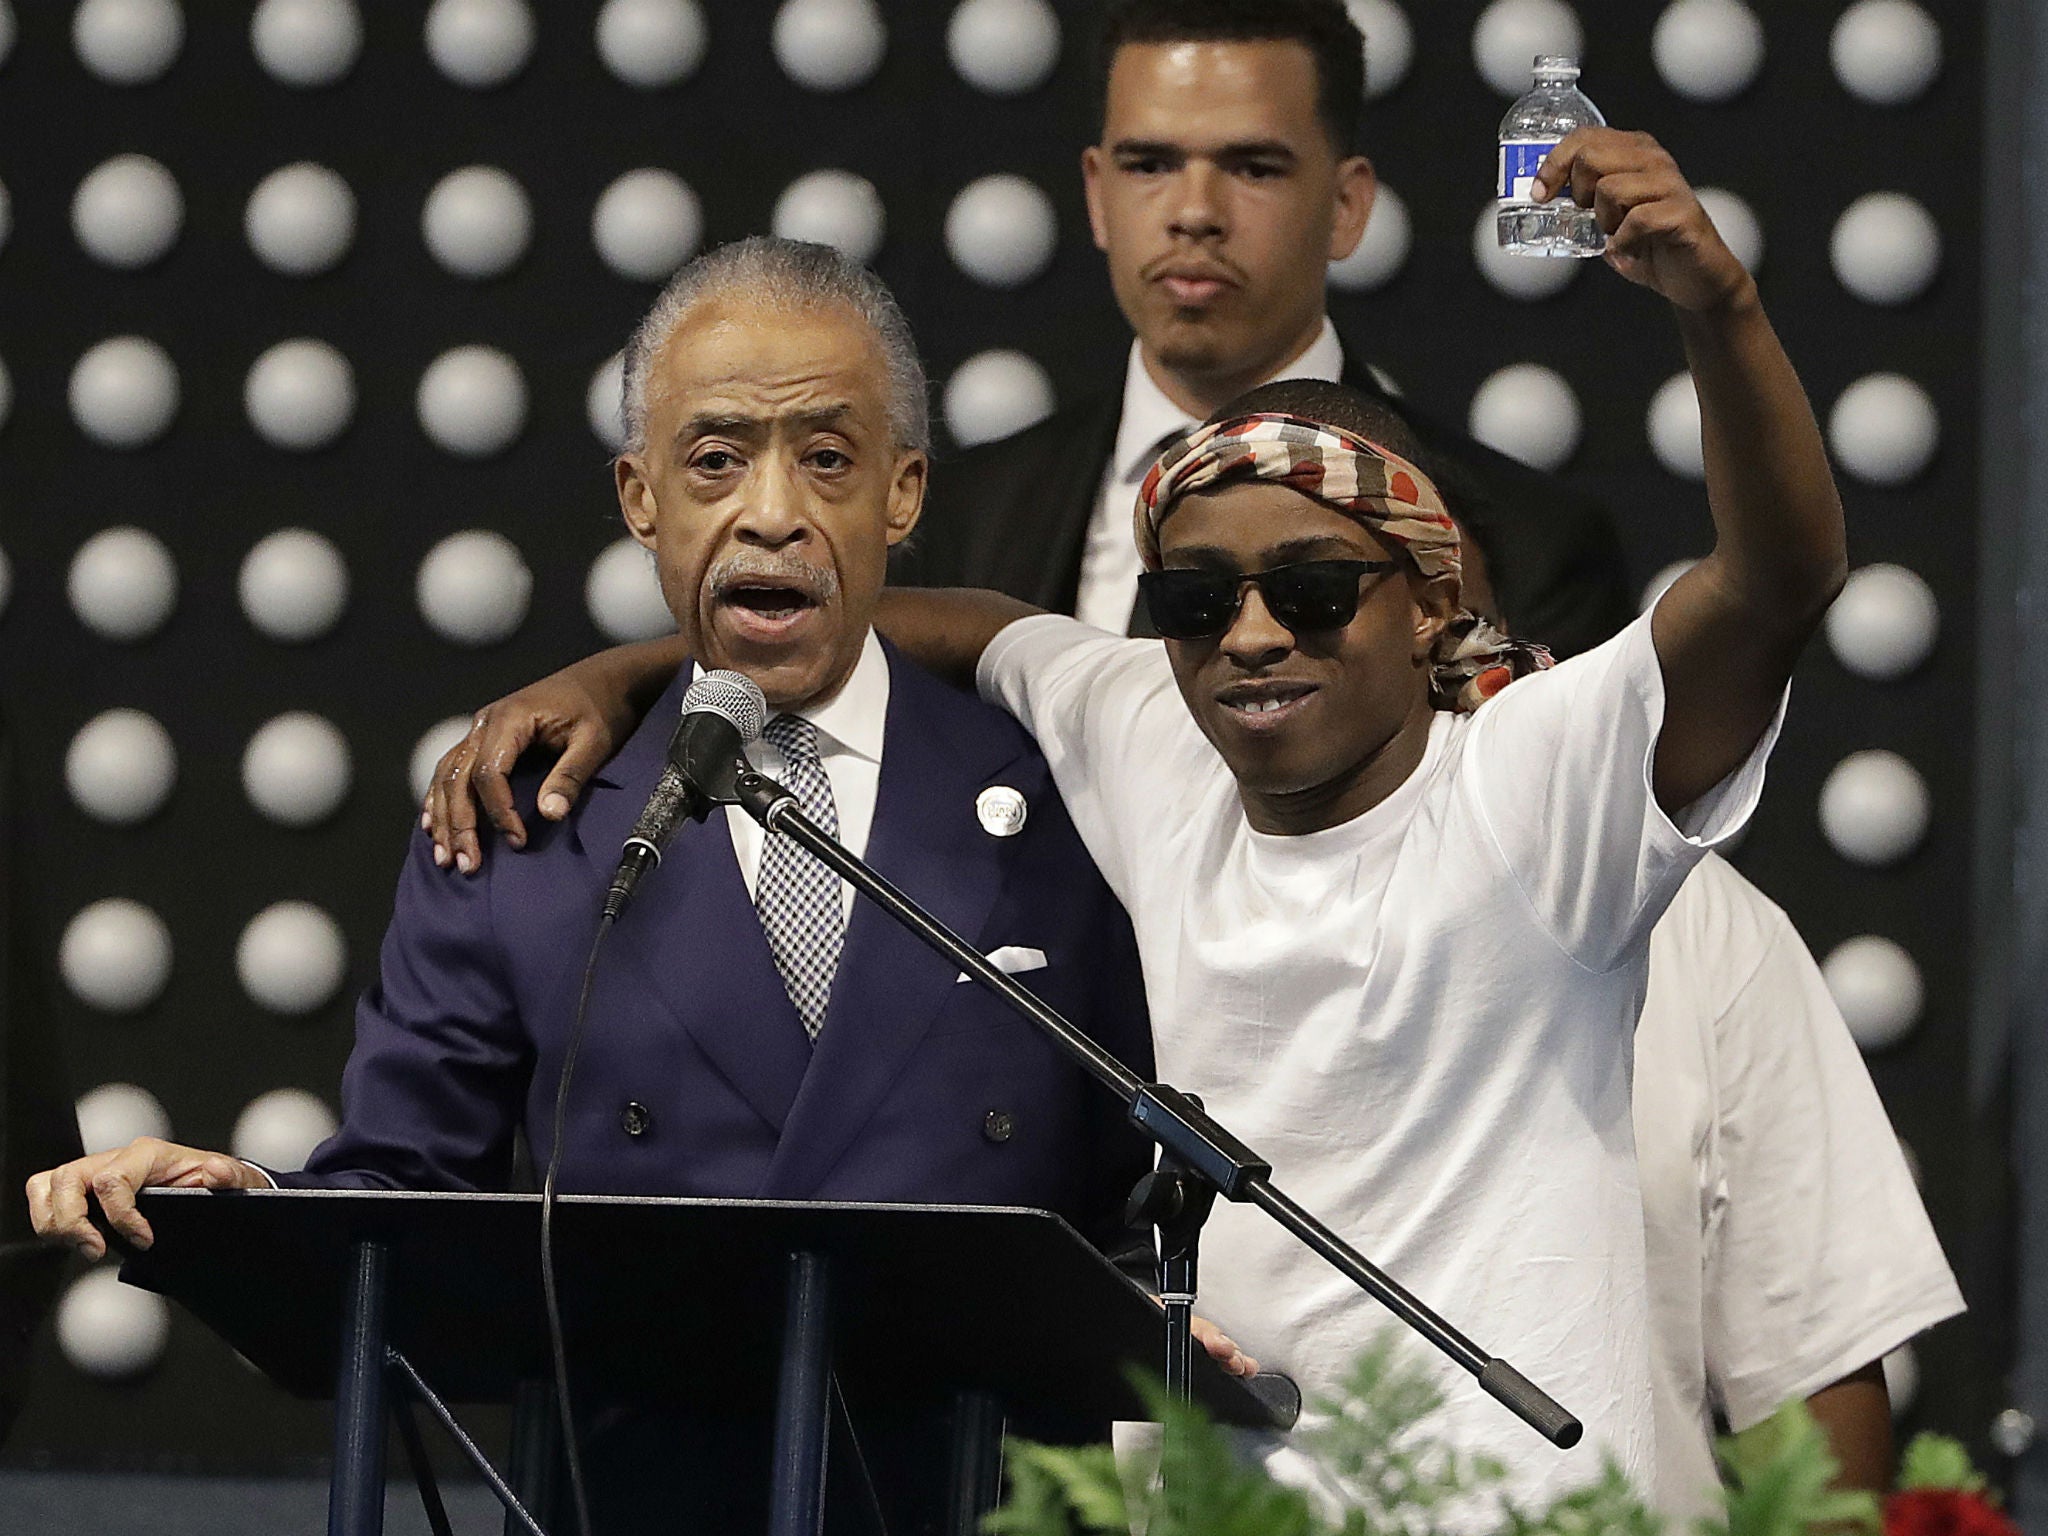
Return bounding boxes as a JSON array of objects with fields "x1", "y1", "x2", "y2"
[{"x1": 1533, "y1": 130, "x2": 1753, "y2": 314}]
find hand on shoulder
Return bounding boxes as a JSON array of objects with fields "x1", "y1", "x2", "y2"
[{"x1": 423, "y1": 634, "x2": 689, "y2": 873}]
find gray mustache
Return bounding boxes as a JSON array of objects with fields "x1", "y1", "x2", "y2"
[{"x1": 706, "y1": 549, "x2": 839, "y2": 604}]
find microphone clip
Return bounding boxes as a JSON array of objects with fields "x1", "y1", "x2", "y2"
[{"x1": 732, "y1": 766, "x2": 798, "y2": 830}]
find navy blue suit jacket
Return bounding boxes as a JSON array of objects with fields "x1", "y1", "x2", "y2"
[{"x1": 285, "y1": 644, "x2": 1156, "y2": 1261}]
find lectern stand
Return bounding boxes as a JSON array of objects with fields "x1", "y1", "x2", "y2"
[{"x1": 121, "y1": 1187, "x2": 1293, "y2": 1536}]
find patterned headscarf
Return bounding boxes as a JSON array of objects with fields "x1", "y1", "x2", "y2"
[{"x1": 1135, "y1": 412, "x2": 1553, "y2": 712}]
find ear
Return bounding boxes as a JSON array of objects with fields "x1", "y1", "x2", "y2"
[
  {"x1": 616, "y1": 455, "x2": 658, "y2": 551},
  {"x1": 883, "y1": 450, "x2": 928, "y2": 548},
  {"x1": 1410, "y1": 572, "x2": 1459, "y2": 660},
  {"x1": 1081, "y1": 145, "x2": 1111, "y2": 253},
  {"x1": 1327, "y1": 154, "x2": 1378, "y2": 263}
]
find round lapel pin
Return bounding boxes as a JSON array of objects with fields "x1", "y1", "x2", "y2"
[{"x1": 975, "y1": 785, "x2": 1027, "y2": 838}]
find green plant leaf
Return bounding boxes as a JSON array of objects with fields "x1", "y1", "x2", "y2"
[
  {"x1": 979, "y1": 1332, "x2": 1778, "y2": 1536},
  {"x1": 1132, "y1": 1371, "x2": 1331, "y2": 1536},
  {"x1": 983, "y1": 1440, "x2": 1129, "y2": 1536},
  {"x1": 1702, "y1": 1401, "x2": 1879, "y2": 1536},
  {"x1": 1289, "y1": 1331, "x2": 1523, "y2": 1536},
  {"x1": 986, "y1": 1370, "x2": 1331, "y2": 1536},
  {"x1": 1897, "y1": 1434, "x2": 1987, "y2": 1494}
]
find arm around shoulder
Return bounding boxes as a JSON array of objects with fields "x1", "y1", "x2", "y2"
[
  {"x1": 874, "y1": 586, "x2": 1044, "y2": 691},
  {"x1": 425, "y1": 631, "x2": 688, "y2": 870}
]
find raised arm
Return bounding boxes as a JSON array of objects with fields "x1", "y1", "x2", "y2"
[
  {"x1": 424, "y1": 631, "x2": 687, "y2": 872},
  {"x1": 1536, "y1": 130, "x2": 1847, "y2": 813}
]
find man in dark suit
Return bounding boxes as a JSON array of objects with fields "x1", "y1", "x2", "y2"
[
  {"x1": 267, "y1": 633, "x2": 1152, "y2": 1228},
  {"x1": 900, "y1": 0, "x2": 1631, "y2": 658},
  {"x1": 26, "y1": 237, "x2": 1157, "y2": 1532}
]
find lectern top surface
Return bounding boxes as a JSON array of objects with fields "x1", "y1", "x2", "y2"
[{"x1": 121, "y1": 1188, "x2": 1285, "y2": 1429}]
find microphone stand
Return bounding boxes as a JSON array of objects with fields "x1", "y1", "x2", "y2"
[{"x1": 729, "y1": 765, "x2": 1580, "y2": 1448}]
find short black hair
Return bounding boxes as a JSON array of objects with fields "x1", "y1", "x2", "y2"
[
  {"x1": 1211, "y1": 378, "x2": 1424, "y2": 464},
  {"x1": 1098, "y1": 0, "x2": 1365, "y2": 156}
]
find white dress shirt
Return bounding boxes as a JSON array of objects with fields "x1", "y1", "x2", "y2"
[
  {"x1": 1072, "y1": 318, "x2": 1347, "y2": 632},
  {"x1": 714, "y1": 625, "x2": 888, "y2": 926}
]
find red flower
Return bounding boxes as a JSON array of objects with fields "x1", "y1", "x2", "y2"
[{"x1": 1886, "y1": 1489, "x2": 2022, "y2": 1536}]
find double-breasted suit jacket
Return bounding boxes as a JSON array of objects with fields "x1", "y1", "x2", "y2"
[{"x1": 284, "y1": 643, "x2": 1156, "y2": 1259}]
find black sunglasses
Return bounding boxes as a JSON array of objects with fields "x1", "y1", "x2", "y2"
[{"x1": 1138, "y1": 558, "x2": 1400, "y2": 641}]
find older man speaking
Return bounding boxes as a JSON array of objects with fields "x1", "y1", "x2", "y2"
[{"x1": 26, "y1": 237, "x2": 1156, "y2": 1533}]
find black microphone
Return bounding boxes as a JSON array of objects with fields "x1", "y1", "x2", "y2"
[
  {"x1": 602, "y1": 669, "x2": 768, "y2": 920},
  {"x1": 672, "y1": 669, "x2": 769, "y2": 807}
]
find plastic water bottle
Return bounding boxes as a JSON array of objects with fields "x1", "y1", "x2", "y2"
[{"x1": 1497, "y1": 56, "x2": 1607, "y2": 258}]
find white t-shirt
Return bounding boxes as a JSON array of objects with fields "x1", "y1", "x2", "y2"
[
  {"x1": 979, "y1": 608, "x2": 1780, "y2": 1515},
  {"x1": 1635, "y1": 853, "x2": 1965, "y2": 1519}
]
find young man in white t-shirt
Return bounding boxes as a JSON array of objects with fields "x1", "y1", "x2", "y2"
[
  {"x1": 868, "y1": 127, "x2": 1847, "y2": 1507},
  {"x1": 410, "y1": 129, "x2": 1847, "y2": 1507}
]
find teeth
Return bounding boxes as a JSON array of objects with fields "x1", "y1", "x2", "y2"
[{"x1": 1232, "y1": 697, "x2": 1289, "y2": 714}]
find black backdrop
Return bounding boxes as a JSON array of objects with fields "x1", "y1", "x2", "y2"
[{"x1": 0, "y1": 0, "x2": 2000, "y2": 1479}]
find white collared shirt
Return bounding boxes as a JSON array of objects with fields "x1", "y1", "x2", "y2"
[
  {"x1": 713, "y1": 626, "x2": 888, "y2": 926},
  {"x1": 1072, "y1": 317, "x2": 1347, "y2": 633}
]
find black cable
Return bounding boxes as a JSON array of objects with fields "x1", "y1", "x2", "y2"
[{"x1": 540, "y1": 911, "x2": 613, "y2": 1536}]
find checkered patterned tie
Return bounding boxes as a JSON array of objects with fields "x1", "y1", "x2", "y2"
[{"x1": 754, "y1": 715, "x2": 844, "y2": 1039}]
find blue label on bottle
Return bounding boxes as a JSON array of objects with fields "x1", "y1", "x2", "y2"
[{"x1": 1498, "y1": 140, "x2": 1556, "y2": 203}]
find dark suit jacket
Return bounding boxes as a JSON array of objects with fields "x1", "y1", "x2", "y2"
[
  {"x1": 897, "y1": 344, "x2": 1634, "y2": 659},
  {"x1": 282, "y1": 644, "x2": 1157, "y2": 1532},
  {"x1": 287, "y1": 643, "x2": 1153, "y2": 1242}
]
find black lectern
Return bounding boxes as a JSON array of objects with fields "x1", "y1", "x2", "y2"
[{"x1": 120, "y1": 1187, "x2": 1293, "y2": 1536}]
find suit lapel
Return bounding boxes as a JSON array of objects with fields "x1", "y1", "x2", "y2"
[
  {"x1": 579, "y1": 674, "x2": 815, "y2": 1138},
  {"x1": 760, "y1": 650, "x2": 1022, "y2": 1198}
]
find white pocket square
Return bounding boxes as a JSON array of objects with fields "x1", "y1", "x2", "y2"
[{"x1": 956, "y1": 945, "x2": 1047, "y2": 983}]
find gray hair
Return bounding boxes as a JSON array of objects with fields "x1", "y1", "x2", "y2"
[{"x1": 619, "y1": 235, "x2": 931, "y2": 456}]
